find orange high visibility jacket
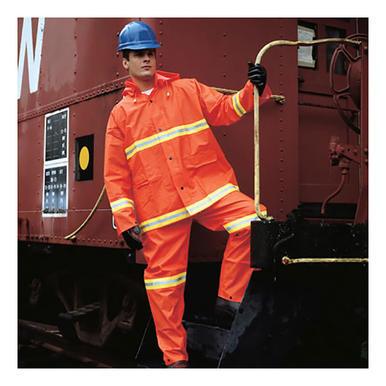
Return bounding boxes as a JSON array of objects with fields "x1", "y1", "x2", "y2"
[{"x1": 104, "y1": 71, "x2": 271, "y2": 235}]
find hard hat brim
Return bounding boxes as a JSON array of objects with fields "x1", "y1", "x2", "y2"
[{"x1": 117, "y1": 42, "x2": 161, "y2": 52}]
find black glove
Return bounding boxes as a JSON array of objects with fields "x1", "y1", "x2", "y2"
[
  {"x1": 122, "y1": 226, "x2": 143, "y2": 250},
  {"x1": 248, "y1": 62, "x2": 267, "y2": 95}
]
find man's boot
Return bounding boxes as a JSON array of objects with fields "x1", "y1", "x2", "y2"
[
  {"x1": 214, "y1": 297, "x2": 240, "y2": 329},
  {"x1": 167, "y1": 360, "x2": 189, "y2": 368}
]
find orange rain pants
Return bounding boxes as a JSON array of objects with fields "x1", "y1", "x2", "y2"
[
  {"x1": 104, "y1": 70, "x2": 271, "y2": 365},
  {"x1": 142, "y1": 190, "x2": 263, "y2": 365}
]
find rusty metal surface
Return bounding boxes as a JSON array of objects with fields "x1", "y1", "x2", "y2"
[{"x1": 18, "y1": 17, "x2": 368, "y2": 262}]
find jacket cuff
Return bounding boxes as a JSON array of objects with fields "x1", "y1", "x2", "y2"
[
  {"x1": 109, "y1": 198, "x2": 137, "y2": 235},
  {"x1": 239, "y1": 81, "x2": 272, "y2": 112},
  {"x1": 114, "y1": 212, "x2": 137, "y2": 236}
]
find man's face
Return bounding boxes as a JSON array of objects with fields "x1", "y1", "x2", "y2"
[{"x1": 122, "y1": 49, "x2": 156, "y2": 81}]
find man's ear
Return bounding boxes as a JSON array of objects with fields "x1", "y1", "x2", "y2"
[{"x1": 122, "y1": 57, "x2": 130, "y2": 71}]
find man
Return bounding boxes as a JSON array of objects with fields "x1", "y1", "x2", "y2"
[{"x1": 104, "y1": 21, "x2": 271, "y2": 368}]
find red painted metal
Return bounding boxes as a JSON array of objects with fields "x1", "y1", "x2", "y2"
[
  {"x1": 17, "y1": 18, "x2": 368, "y2": 263},
  {"x1": 298, "y1": 19, "x2": 362, "y2": 207},
  {"x1": 354, "y1": 41, "x2": 368, "y2": 224}
]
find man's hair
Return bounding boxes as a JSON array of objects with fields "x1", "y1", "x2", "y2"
[
  {"x1": 122, "y1": 49, "x2": 156, "y2": 61},
  {"x1": 122, "y1": 50, "x2": 130, "y2": 60}
]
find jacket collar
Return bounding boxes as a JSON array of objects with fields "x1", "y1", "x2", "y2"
[{"x1": 122, "y1": 70, "x2": 180, "y2": 97}]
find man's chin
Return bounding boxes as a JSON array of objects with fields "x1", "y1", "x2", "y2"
[{"x1": 139, "y1": 71, "x2": 155, "y2": 80}]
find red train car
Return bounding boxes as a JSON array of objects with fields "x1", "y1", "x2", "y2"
[{"x1": 18, "y1": 17, "x2": 368, "y2": 367}]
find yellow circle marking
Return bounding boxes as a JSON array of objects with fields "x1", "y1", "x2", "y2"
[{"x1": 79, "y1": 146, "x2": 90, "y2": 170}]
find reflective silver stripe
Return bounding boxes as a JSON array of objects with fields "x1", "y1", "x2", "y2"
[
  {"x1": 232, "y1": 92, "x2": 246, "y2": 117},
  {"x1": 145, "y1": 272, "x2": 187, "y2": 290},
  {"x1": 125, "y1": 119, "x2": 209, "y2": 160},
  {"x1": 224, "y1": 213, "x2": 258, "y2": 233},
  {"x1": 110, "y1": 198, "x2": 134, "y2": 213},
  {"x1": 186, "y1": 183, "x2": 238, "y2": 215},
  {"x1": 140, "y1": 184, "x2": 239, "y2": 232}
]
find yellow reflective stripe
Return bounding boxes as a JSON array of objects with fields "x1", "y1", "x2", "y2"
[
  {"x1": 232, "y1": 92, "x2": 247, "y2": 117},
  {"x1": 125, "y1": 119, "x2": 209, "y2": 160},
  {"x1": 224, "y1": 213, "x2": 258, "y2": 233},
  {"x1": 145, "y1": 272, "x2": 186, "y2": 290},
  {"x1": 140, "y1": 207, "x2": 191, "y2": 233},
  {"x1": 140, "y1": 184, "x2": 239, "y2": 233},
  {"x1": 186, "y1": 183, "x2": 239, "y2": 215},
  {"x1": 110, "y1": 198, "x2": 134, "y2": 213}
]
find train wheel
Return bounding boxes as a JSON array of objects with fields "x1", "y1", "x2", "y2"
[{"x1": 49, "y1": 270, "x2": 149, "y2": 354}]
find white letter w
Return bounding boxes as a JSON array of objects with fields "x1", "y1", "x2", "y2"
[{"x1": 17, "y1": 17, "x2": 45, "y2": 100}]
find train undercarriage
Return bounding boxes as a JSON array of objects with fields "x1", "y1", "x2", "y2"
[{"x1": 19, "y1": 204, "x2": 368, "y2": 368}]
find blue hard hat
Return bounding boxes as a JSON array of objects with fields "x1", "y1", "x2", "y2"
[{"x1": 117, "y1": 21, "x2": 161, "y2": 51}]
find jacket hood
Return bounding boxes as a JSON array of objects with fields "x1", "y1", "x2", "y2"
[{"x1": 122, "y1": 70, "x2": 180, "y2": 96}]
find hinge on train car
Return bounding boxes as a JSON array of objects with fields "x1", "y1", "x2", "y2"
[{"x1": 329, "y1": 137, "x2": 361, "y2": 166}]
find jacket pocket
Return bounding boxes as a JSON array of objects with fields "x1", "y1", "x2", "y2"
[
  {"x1": 184, "y1": 147, "x2": 218, "y2": 169},
  {"x1": 183, "y1": 130, "x2": 218, "y2": 169},
  {"x1": 131, "y1": 166, "x2": 149, "y2": 188},
  {"x1": 132, "y1": 172, "x2": 152, "y2": 216}
]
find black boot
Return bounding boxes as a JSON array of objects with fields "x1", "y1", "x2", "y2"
[
  {"x1": 167, "y1": 360, "x2": 189, "y2": 368},
  {"x1": 214, "y1": 297, "x2": 240, "y2": 329}
]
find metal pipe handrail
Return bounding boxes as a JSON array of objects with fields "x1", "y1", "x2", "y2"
[{"x1": 253, "y1": 38, "x2": 361, "y2": 218}]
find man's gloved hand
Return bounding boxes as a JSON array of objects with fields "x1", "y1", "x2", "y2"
[
  {"x1": 122, "y1": 226, "x2": 143, "y2": 250},
  {"x1": 248, "y1": 62, "x2": 267, "y2": 95}
]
